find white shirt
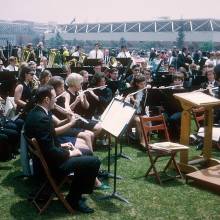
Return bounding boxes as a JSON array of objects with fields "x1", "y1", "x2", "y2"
[
  {"x1": 117, "y1": 51, "x2": 131, "y2": 58},
  {"x1": 72, "y1": 51, "x2": 80, "y2": 57},
  {"x1": 6, "y1": 64, "x2": 18, "y2": 71},
  {"x1": 89, "y1": 49, "x2": 104, "y2": 59}
]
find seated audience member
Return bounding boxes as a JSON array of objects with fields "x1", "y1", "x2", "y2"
[{"x1": 39, "y1": 70, "x2": 52, "y2": 86}]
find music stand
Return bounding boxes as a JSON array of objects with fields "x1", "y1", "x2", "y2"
[
  {"x1": 66, "y1": 56, "x2": 79, "y2": 62},
  {"x1": 0, "y1": 71, "x2": 18, "y2": 97},
  {"x1": 100, "y1": 97, "x2": 136, "y2": 203},
  {"x1": 84, "y1": 58, "x2": 101, "y2": 66},
  {"x1": 116, "y1": 58, "x2": 131, "y2": 66}
]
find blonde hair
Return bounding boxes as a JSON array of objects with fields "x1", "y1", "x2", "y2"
[{"x1": 65, "y1": 73, "x2": 83, "y2": 87}]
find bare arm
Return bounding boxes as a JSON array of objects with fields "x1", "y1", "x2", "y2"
[
  {"x1": 53, "y1": 114, "x2": 76, "y2": 136},
  {"x1": 14, "y1": 84, "x2": 26, "y2": 107}
]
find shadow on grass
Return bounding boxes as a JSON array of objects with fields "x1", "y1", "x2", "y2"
[
  {"x1": 1, "y1": 170, "x2": 39, "y2": 199},
  {"x1": 9, "y1": 199, "x2": 82, "y2": 220},
  {"x1": 90, "y1": 191, "x2": 122, "y2": 213}
]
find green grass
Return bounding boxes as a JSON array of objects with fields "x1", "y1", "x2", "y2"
[{"x1": 1, "y1": 142, "x2": 220, "y2": 220}]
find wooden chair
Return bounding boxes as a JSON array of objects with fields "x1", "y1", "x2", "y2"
[
  {"x1": 26, "y1": 137, "x2": 74, "y2": 215},
  {"x1": 139, "y1": 114, "x2": 188, "y2": 185}
]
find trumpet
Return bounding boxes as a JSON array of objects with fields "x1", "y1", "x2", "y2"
[{"x1": 54, "y1": 103, "x2": 89, "y2": 124}]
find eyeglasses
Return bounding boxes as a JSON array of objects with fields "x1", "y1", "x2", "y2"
[{"x1": 134, "y1": 69, "x2": 140, "y2": 72}]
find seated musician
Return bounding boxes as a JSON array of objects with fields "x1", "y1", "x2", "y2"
[
  {"x1": 39, "y1": 70, "x2": 52, "y2": 87},
  {"x1": 37, "y1": 56, "x2": 48, "y2": 72},
  {"x1": 123, "y1": 74, "x2": 147, "y2": 146},
  {"x1": 168, "y1": 65, "x2": 176, "y2": 76},
  {"x1": 142, "y1": 68, "x2": 152, "y2": 84},
  {"x1": 89, "y1": 43, "x2": 104, "y2": 59},
  {"x1": 14, "y1": 66, "x2": 35, "y2": 120},
  {"x1": 126, "y1": 64, "x2": 141, "y2": 84},
  {"x1": 65, "y1": 73, "x2": 102, "y2": 137},
  {"x1": 79, "y1": 70, "x2": 90, "y2": 90},
  {"x1": 72, "y1": 46, "x2": 82, "y2": 57},
  {"x1": 93, "y1": 64, "x2": 102, "y2": 74},
  {"x1": 107, "y1": 68, "x2": 127, "y2": 96},
  {"x1": 48, "y1": 76, "x2": 94, "y2": 152},
  {"x1": 166, "y1": 72, "x2": 185, "y2": 141},
  {"x1": 117, "y1": 46, "x2": 131, "y2": 58},
  {"x1": 200, "y1": 67, "x2": 219, "y2": 97},
  {"x1": 6, "y1": 56, "x2": 18, "y2": 71},
  {"x1": 85, "y1": 72, "x2": 112, "y2": 120},
  {"x1": 24, "y1": 85, "x2": 100, "y2": 213}
]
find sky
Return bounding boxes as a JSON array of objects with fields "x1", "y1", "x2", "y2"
[{"x1": 1, "y1": 0, "x2": 220, "y2": 24}]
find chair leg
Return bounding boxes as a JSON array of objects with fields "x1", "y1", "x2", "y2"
[
  {"x1": 163, "y1": 156, "x2": 174, "y2": 173},
  {"x1": 145, "y1": 156, "x2": 159, "y2": 177},
  {"x1": 145, "y1": 156, "x2": 162, "y2": 185},
  {"x1": 172, "y1": 156, "x2": 183, "y2": 179}
]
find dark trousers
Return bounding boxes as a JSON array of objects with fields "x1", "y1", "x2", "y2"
[{"x1": 58, "y1": 156, "x2": 100, "y2": 202}]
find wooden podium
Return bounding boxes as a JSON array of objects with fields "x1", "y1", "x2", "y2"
[{"x1": 174, "y1": 91, "x2": 220, "y2": 173}]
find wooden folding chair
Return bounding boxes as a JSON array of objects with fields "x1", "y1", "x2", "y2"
[
  {"x1": 140, "y1": 114, "x2": 188, "y2": 185},
  {"x1": 26, "y1": 137, "x2": 74, "y2": 215}
]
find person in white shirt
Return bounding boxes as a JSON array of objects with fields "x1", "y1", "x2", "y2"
[
  {"x1": 89, "y1": 43, "x2": 104, "y2": 59},
  {"x1": 117, "y1": 46, "x2": 131, "y2": 58},
  {"x1": 72, "y1": 46, "x2": 82, "y2": 57},
  {"x1": 6, "y1": 56, "x2": 18, "y2": 71},
  {"x1": 205, "y1": 52, "x2": 216, "y2": 67}
]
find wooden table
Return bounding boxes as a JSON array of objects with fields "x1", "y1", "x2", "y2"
[{"x1": 174, "y1": 92, "x2": 220, "y2": 173}]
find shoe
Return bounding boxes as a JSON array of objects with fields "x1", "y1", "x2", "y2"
[
  {"x1": 66, "y1": 196, "x2": 93, "y2": 214},
  {"x1": 98, "y1": 170, "x2": 109, "y2": 178},
  {"x1": 94, "y1": 183, "x2": 111, "y2": 190},
  {"x1": 77, "y1": 199, "x2": 94, "y2": 213}
]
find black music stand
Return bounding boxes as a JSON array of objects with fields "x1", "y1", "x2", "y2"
[
  {"x1": 84, "y1": 58, "x2": 101, "y2": 66},
  {"x1": 116, "y1": 58, "x2": 131, "y2": 66},
  {"x1": 0, "y1": 71, "x2": 18, "y2": 97},
  {"x1": 66, "y1": 56, "x2": 79, "y2": 62},
  {"x1": 100, "y1": 97, "x2": 136, "y2": 203}
]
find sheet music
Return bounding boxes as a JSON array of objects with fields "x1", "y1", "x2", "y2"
[{"x1": 101, "y1": 98, "x2": 136, "y2": 137}]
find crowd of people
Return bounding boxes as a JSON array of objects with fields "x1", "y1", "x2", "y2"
[{"x1": 0, "y1": 40, "x2": 220, "y2": 213}]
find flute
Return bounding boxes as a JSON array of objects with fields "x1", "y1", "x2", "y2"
[
  {"x1": 69, "y1": 85, "x2": 107, "y2": 109},
  {"x1": 54, "y1": 103, "x2": 89, "y2": 124},
  {"x1": 81, "y1": 85, "x2": 107, "y2": 94},
  {"x1": 55, "y1": 91, "x2": 67, "y2": 101},
  {"x1": 128, "y1": 85, "x2": 151, "y2": 96},
  {"x1": 192, "y1": 86, "x2": 219, "y2": 93}
]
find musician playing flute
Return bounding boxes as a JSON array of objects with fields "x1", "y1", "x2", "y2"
[{"x1": 123, "y1": 74, "x2": 148, "y2": 147}]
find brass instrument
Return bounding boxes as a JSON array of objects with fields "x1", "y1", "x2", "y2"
[
  {"x1": 78, "y1": 52, "x2": 87, "y2": 65},
  {"x1": 108, "y1": 56, "x2": 118, "y2": 68},
  {"x1": 48, "y1": 49, "x2": 57, "y2": 68}
]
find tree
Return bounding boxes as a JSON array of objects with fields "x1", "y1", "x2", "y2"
[
  {"x1": 199, "y1": 41, "x2": 214, "y2": 52},
  {"x1": 119, "y1": 37, "x2": 127, "y2": 47},
  {"x1": 47, "y1": 32, "x2": 64, "y2": 48},
  {"x1": 176, "y1": 22, "x2": 185, "y2": 49}
]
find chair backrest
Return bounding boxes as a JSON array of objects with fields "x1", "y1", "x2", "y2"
[
  {"x1": 25, "y1": 137, "x2": 53, "y2": 180},
  {"x1": 139, "y1": 114, "x2": 170, "y2": 146}
]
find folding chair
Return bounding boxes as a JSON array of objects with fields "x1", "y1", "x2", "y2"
[
  {"x1": 140, "y1": 114, "x2": 188, "y2": 185},
  {"x1": 26, "y1": 137, "x2": 74, "y2": 214}
]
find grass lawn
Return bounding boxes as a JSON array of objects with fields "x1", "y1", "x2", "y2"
[{"x1": 0, "y1": 141, "x2": 220, "y2": 220}]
